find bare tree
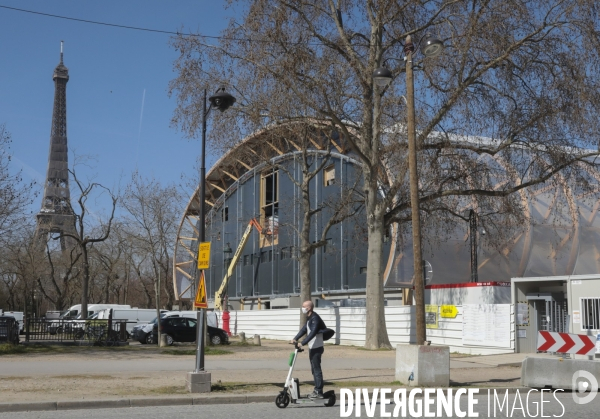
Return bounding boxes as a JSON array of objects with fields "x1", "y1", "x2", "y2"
[
  {"x1": 37, "y1": 242, "x2": 82, "y2": 311},
  {"x1": 170, "y1": 1, "x2": 600, "y2": 348},
  {"x1": 0, "y1": 124, "x2": 36, "y2": 242},
  {"x1": 57, "y1": 168, "x2": 117, "y2": 319},
  {"x1": 121, "y1": 172, "x2": 183, "y2": 310},
  {"x1": 0, "y1": 226, "x2": 41, "y2": 311},
  {"x1": 264, "y1": 124, "x2": 363, "y2": 324}
]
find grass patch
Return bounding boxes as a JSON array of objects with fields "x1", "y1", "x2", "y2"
[
  {"x1": 148, "y1": 386, "x2": 188, "y2": 395},
  {"x1": 211, "y1": 381, "x2": 280, "y2": 393},
  {"x1": 230, "y1": 340, "x2": 251, "y2": 346},
  {"x1": 0, "y1": 343, "x2": 27, "y2": 355},
  {"x1": 0, "y1": 343, "x2": 147, "y2": 356},
  {"x1": 161, "y1": 347, "x2": 232, "y2": 356},
  {"x1": 325, "y1": 380, "x2": 400, "y2": 388}
]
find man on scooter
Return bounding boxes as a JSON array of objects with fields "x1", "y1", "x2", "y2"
[{"x1": 290, "y1": 300, "x2": 326, "y2": 399}]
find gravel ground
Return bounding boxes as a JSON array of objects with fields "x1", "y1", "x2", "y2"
[{"x1": 0, "y1": 339, "x2": 521, "y2": 403}]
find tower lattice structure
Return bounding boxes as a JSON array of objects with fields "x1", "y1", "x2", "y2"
[{"x1": 35, "y1": 42, "x2": 77, "y2": 250}]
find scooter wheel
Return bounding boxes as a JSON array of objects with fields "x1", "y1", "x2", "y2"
[
  {"x1": 275, "y1": 392, "x2": 290, "y2": 408},
  {"x1": 325, "y1": 393, "x2": 336, "y2": 407}
]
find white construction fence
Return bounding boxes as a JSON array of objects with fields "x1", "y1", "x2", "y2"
[{"x1": 220, "y1": 304, "x2": 515, "y2": 356}]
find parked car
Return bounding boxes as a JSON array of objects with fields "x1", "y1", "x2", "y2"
[
  {"x1": 134, "y1": 311, "x2": 218, "y2": 344},
  {"x1": 0, "y1": 315, "x2": 20, "y2": 344},
  {"x1": 132, "y1": 312, "x2": 178, "y2": 344},
  {"x1": 151, "y1": 317, "x2": 229, "y2": 346}
]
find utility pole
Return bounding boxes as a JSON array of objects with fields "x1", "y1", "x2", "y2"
[{"x1": 405, "y1": 35, "x2": 426, "y2": 345}]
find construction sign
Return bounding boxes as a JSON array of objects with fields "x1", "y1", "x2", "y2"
[
  {"x1": 194, "y1": 271, "x2": 208, "y2": 309},
  {"x1": 425, "y1": 305, "x2": 439, "y2": 329},
  {"x1": 197, "y1": 242, "x2": 211, "y2": 270},
  {"x1": 440, "y1": 305, "x2": 458, "y2": 318}
]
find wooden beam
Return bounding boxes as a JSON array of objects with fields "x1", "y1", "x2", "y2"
[
  {"x1": 287, "y1": 138, "x2": 302, "y2": 151},
  {"x1": 309, "y1": 137, "x2": 324, "y2": 150},
  {"x1": 217, "y1": 172, "x2": 229, "y2": 190},
  {"x1": 267, "y1": 141, "x2": 284, "y2": 155},
  {"x1": 330, "y1": 136, "x2": 344, "y2": 153},
  {"x1": 178, "y1": 240, "x2": 196, "y2": 258},
  {"x1": 221, "y1": 168, "x2": 239, "y2": 181},
  {"x1": 179, "y1": 237, "x2": 198, "y2": 241},
  {"x1": 180, "y1": 282, "x2": 192, "y2": 295},
  {"x1": 209, "y1": 181, "x2": 226, "y2": 193},
  {"x1": 235, "y1": 158, "x2": 252, "y2": 170},
  {"x1": 185, "y1": 217, "x2": 199, "y2": 235},
  {"x1": 177, "y1": 260, "x2": 194, "y2": 266},
  {"x1": 176, "y1": 266, "x2": 193, "y2": 279}
]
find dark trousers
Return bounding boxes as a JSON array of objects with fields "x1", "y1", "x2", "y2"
[{"x1": 309, "y1": 346, "x2": 324, "y2": 393}]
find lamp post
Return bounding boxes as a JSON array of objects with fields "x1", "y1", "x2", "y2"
[
  {"x1": 373, "y1": 33, "x2": 443, "y2": 346},
  {"x1": 468, "y1": 209, "x2": 478, "y2": 283},
  {"x1": 194, "y1": 87, "x2": 235, "y2": 376}
]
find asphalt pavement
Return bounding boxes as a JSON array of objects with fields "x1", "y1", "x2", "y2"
[{"x1": 0, "y1": 393, "x2": 596, "y2": 419}]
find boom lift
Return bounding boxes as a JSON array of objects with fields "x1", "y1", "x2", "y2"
[{"x1": 215, "y1": 218, "x2": 263, "y2": 333}]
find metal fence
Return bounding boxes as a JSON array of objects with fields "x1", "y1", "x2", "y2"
[
  {"x1": 0, "y1": 318, "x2": 19, "y2": 344},
  {"x1": 25, "y1": 318, "x2": 128, "y2": 345}
]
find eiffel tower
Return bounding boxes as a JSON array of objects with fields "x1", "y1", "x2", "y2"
[{"x1": 34, "y1": 42, "x2": 77, "y2": 250}]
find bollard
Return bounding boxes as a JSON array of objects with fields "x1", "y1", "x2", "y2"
[
  {"x1": 253, "y1": 334, "x2": 261, "y2": 346},
  {"x1": 160, "y1": 334, "x2": 168, "y2": 347},
  {"x1": 239, "y1": 332, "x2": 246, "y2": 343}
]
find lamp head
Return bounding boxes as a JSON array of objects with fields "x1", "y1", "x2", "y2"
[
  {"x1": 372, "y1": 67, "x2": 393, "y2": 87},
  {"x1": 209, "y1": 88, "x2": 236, "y2": 112},
  {"x1": 223, "y1": 242, "x2": 233, "y2": 254},
  {"x1": 421, "y1": 34, "x2": 443, "y2": 57}
]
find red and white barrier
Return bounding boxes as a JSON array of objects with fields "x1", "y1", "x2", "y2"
[{"x1": 537, "y1": 331, "x2": 596, "y2": 355}]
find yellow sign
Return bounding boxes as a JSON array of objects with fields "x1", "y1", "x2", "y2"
[
  {"x1": 197, "y1": 242, "x2": 211, "y2": 270},
  {"x1": 440, "y1": 305, "x2": 458, "y2": 318},
  {"x1": 194, "y1": 271, "x2": 208, "y2": 309},
  {"x1": 425, "y1": 305, "x2": 438, "y2": 329}
]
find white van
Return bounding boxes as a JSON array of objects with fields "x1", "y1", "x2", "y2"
[
  {"x1": 94, "y1": 308, "x2": 168, "y2": 335},
  {"x1": 48, "y1": 304, "x2": 131, "y2": 334},
  {"x1": 56, "y1": 304, "x2": 131, "y2": 320}
]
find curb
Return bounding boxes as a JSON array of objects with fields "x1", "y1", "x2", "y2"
[
  {"x1": 0, "y1": 394, "x2": 274, "y2": 413},
  {"x1": 0, "y1": 388, "x2": 529, "y2": 413}
]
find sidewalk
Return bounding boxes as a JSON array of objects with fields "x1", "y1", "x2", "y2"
[{"x1": 0, "y1": 340, "x2": 549, "y2": 413}]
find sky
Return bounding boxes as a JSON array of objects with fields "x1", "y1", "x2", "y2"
[{"x1": 0, "y1": 1, "x2": 238, "y2": 216}]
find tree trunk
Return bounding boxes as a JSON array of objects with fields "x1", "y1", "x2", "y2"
[
  {"x1": 81, "y1": 246, "x2": 89, "y2": 320},
  {"x1": 298, "y1": 180, "x2": 312, "y2": 327},
  {"x1": 363, "y1": 170, "x2": 391, "y2": 349}
]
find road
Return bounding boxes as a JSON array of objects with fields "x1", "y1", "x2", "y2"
[{"x1": 0, "y1": 393, "x2": 596, "y2": 418}]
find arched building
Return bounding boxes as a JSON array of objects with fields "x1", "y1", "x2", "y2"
[{"x1": 173, "y1": 124, "x2": 600, "y2": 309}]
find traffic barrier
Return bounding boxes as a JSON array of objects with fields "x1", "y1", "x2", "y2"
[
  {"x1": 537, "y1": 331, "x2": 595, "y2": 355},
  {"x1": 521, "y1": 357, "x2": 600, "y2": 390}
]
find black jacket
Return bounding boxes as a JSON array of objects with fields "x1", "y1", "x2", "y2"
[{"x1": 294, "y1": 312, "x2": 326, "y2": 347}]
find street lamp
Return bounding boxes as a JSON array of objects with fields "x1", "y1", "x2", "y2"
[
  {"x1": 468, "y1": 209, "x2": 478, "y2": 283},
  {"x1": 372, "y1": 33, "x2": 443, "y2": 346},
  {"x1": 194, "y1": 86, "x2": 235, "y2": 377}
]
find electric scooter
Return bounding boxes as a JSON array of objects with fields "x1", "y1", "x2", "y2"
[{"x1": 274, "y1": 342, "x2": 336, "y2": 408}]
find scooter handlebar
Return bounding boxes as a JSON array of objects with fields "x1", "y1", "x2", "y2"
[{"x1": 290, "y1": 341, "x2": 304, "y2": 352}]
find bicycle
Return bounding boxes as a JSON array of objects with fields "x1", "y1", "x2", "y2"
[{"x1": 77, "y1": 321, "x2": 119, "y2": 346}]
